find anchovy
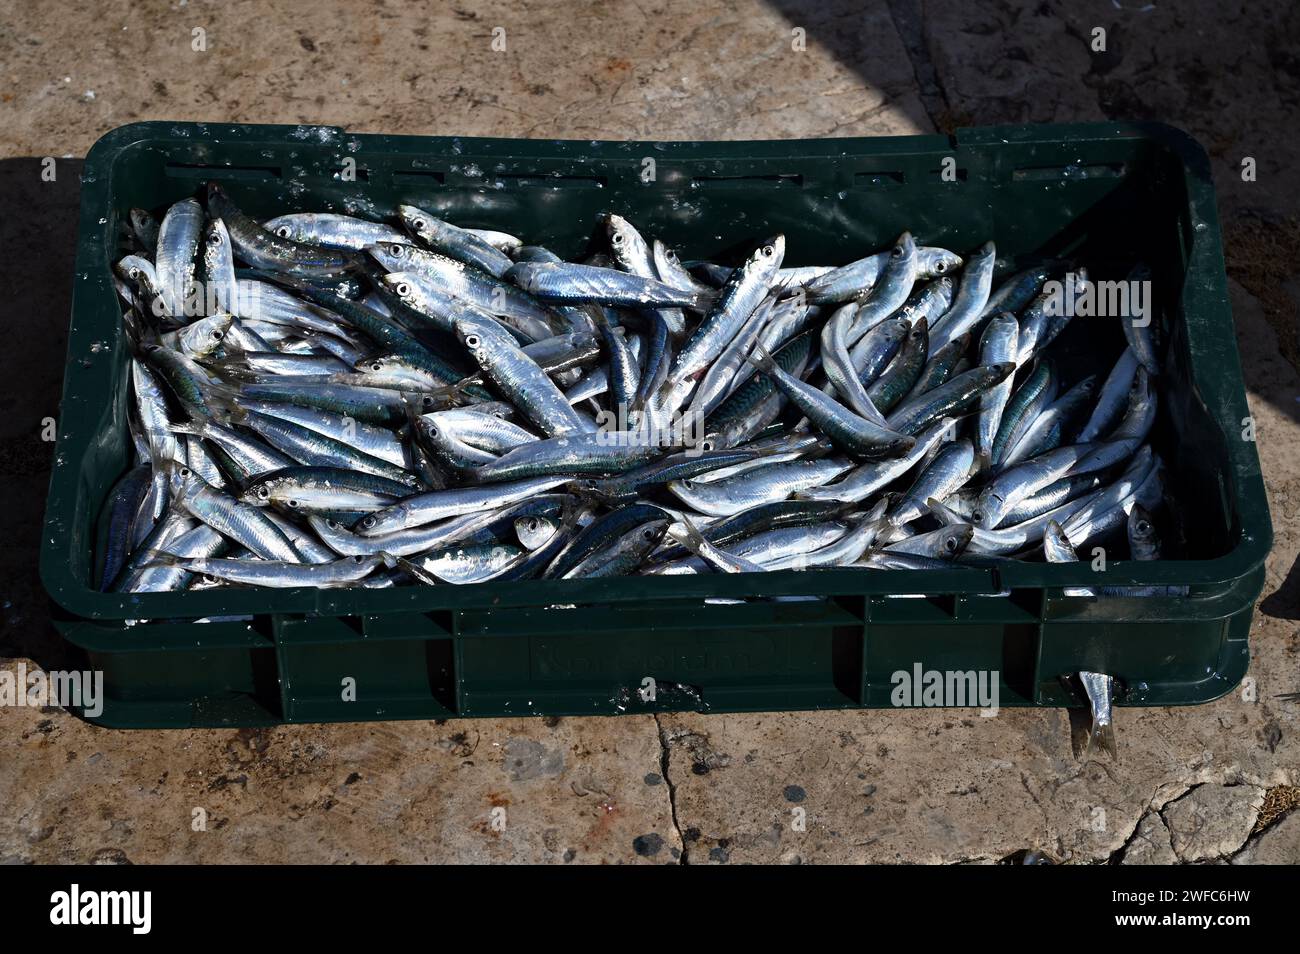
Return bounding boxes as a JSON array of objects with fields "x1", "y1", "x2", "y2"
[
  {"x1": 163, "y1": 553, "x2": 388, "y2": 587},
  {"x1": 455, "y1": 317, "x2": 593, "y2": 437},
  {"x1": 1077, "y1": 347, "x2": 1139, "y2": 442},
  {"x1": 886, "y1": 362, "x2": 1015, "y2": 437},
  {"x1": 929, "y1": 242, "x2": 996, "y2": 352},
  {"x1": 991, "y1": 360, "x2": 1057, "y2": 467},
  {"x1": 1121, "y1": 264, "x2": 1160, "y2": 375},
  {"x1": 398, "y1": 204, "x2": 514, "y2": 277},
  {"x1": 975, "y1": 313, "x2": 1019, "y2": 466},
  {"x1": 208, "y1": 183, "x2": 357, "y2": 276},
  {"x1": 797, "y1": 418, "x2": 952, "y2": 503},
  {"x1": 846, "y1": 233, "x2": 919, "y2": 341},
  {"x1": 357, "y1": 476, "x2": 573, "y2": 536},
  {"x1": 668, "y1": 457, "x2": 852, "y2": 517},
  {"x1": 263, "y1": 212, "x2": 407, "y2": 250},
  {"x1": 655, "y1": 237, "x2": 785, "y2": 421},
  {"x1": 155, "y1": 197, "x2": 204, "y2": 316},
  {"x1": 747, "y1": 342, "x2": 914, "y2": 458},
  {"x1": 801, "y1": 244, "x2": 961, "y2": 305},
  {"x1": 865, "y1": 316, "x2": 928, "y2": 414},
  {"x1": 506, "y1": 261, "x2": 712, "y2": 310}
]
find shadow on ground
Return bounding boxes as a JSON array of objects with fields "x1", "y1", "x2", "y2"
[{"x1": 0, "y1": 158, "x2": 83, "y2": 671}]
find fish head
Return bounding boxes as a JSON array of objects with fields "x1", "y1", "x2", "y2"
[
  {"x1": 205, "y1": 182, "x2": 230, "y2": 211},
  {"x1": 452, "y1": 317, "x2": 494, "y2": 353},
  {"x1": 757, "y1": 235, "x2": 786, "y2": 263},
  {"x1": 356, "y1": 354, "x2": 402, "y2": 376},
  {"x1": 239, "y1": 475, "x2": 283, "y2": 507},
  {"x1": 203, "y1": 218, "x2": 230, "y2": 252},
  {"x1": 604, "y1": 214, "x2": 642, "y2": 257},
  {"x1": 397, "y1": 205, "x2": 436, "y2": 240},
  {"x1": 922, "y1": 248, "x2": 962, "y2": 277},
  {"x1": 971, "y1": 494, "x2": 1004, "y2": 530},
  {"x1": 367, "y1": 243, "x2": 413, "y2": 272},
  {"x1": 891, "y1": 231, "x2": 917, "y2": 260},
  {"x1": 886, "y1": 317, "x2": 911, "y2": 340},
  {"x1": 941, "y1": 525, "x2": 975, "y2": 557},
  {"x1": 162, "y1": 459, "x2": 206, "y2": 501},
  {"x1": 654, "y1": 239, "x2": 681, "y2": 266},
  {"x1": 356, "y1": 503, "x2": 406, "y2": 537},
  {"x1": 268, "y1": 219, "x2": 300, "y2": 241},
  {"x1": 515, "y1": 515, "x2": 560, "y2": 550},
  {"x1": 1127, "y1": 505, "x2": 1158, "y2": 547},
  {"x1": 637, "y1": 517, "x2": 673, "y2": 549},
  {"x1": 378, "y1": 271, "x2": 422, "y2": 303}
]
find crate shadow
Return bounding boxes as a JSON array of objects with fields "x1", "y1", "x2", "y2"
[
  {"x1": 0, "y1": 157, "x2": 84, "y2": 673},
  {"x1": 762, "y1": 0, "x2": 937, "y2": 134},
  {"x1": 1260, "y1": 552, "x2": 1300, "y2": 621}
]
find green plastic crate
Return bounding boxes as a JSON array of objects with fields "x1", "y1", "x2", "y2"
[{"x1": 40, "y1": 121, "x2": 1271, "y2": 727}]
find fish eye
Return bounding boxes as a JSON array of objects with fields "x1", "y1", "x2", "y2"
[
  {"x1": 179, "y1": 467, "x2": 192, "y2": 478},
  {"x1": 275, "y1": 226, "x2": 292, "y2": 239},
  {"x1": 325, "y1": 519, "x2": 339, "y2": 529},
  {"x1": 642, "y1": 527, "x2": 657, "y2": 540},
  {"x1": 394, "y1": 281, "x2": 411, "y2": 297},
  {"x1": 212, "y1": 329, "x2": 224, "y2": 340},
  {"x1": 207, "y1": 231, "x2": 223, "y2": 245},
  {"x1": 527, "y1": 518, "x2": 539, "y2": 531},
  {"x1": 353, "y1": 555, "x2": 365, "y2": 563},
  {"x1": 891, "y1": 245, "x2": 904, "y2": 258},
  {"x1": 761, "y1": 245, "x2": 775, "y2": 258},
  {"x1": 1137, "y1": 520, "x2": 1151, "y2": 534},
  {"x1": 933, "y1": 261, "x2": 946, "y2": 272},
  {"x1": 465, "y1": 334, "x2": 481, "y2": 349},
  {"x1": 611, "y1": 231, "x2": 624, "y2": 246},
  {"x1": 972, "y1": 510, "x2": 984, "y2": 523},
  {"x1": 256, "y1": 485, "x2": 270, "y2": 499},
  {"x1": 421, "y1": 395, "x2": 435, "y2": 407},
  {"x1": 359, "y1": 516, "x2": 376, "y2": 529},
  {"x1": 411, "y1": 218, "x2": 426, "y2": 231},
  {"x1": 945, "y1": 537, "x2": 958, "y2": 552},
  {"x1": 371, "y1": 362, "x2": 383, "y2": 372},
  {"x1": 287, "y1": 499, "x2": 299, "y2": 508},
  {"x1": 699, "y1": 439, "x2": 714, "y2": 452},
  {"x1": 388, "y1": 243, "x2": 405, "y2": 256}
]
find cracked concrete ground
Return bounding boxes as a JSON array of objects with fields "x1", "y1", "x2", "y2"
[{"x1": 1, "y1": 0, "x2": 1297, "y2": 863}]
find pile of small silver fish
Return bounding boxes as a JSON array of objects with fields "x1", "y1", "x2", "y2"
[{"x1": 100, "y1": 182, "x2": 1176, "y2": 593}]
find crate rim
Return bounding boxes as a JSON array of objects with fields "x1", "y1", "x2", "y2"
[{"x1": 40, "y1": 120, "x2": 1272, "y2": 624}]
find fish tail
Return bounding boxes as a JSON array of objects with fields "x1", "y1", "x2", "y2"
[
  {"x1": 1086, "y1": 721, "x2": 1119, "y2": 761},
  {"x1": 745, "y1": 340, "x2": 777, "y2": 375}
]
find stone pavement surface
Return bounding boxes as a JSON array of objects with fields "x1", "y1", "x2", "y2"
[{"x1": 0, "y1": 0, "x2": 1296, "y2": 864}]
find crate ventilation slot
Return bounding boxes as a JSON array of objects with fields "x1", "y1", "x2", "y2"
[
  {"x1": 495, "y1": 174, "x2": 607, "y2": 189},
  {"x1": 692, "y1": 174, "x2": 802, "y2": 189},
  {"x1": 165, "y1": 162, "x2": 281, "y2": 181},
  {"x1": 1012, "y1": 162, "x2": 1126, "y2": 181},
  {"x1": 392, "y1": 169, "x2": 447, "y2": 184}
]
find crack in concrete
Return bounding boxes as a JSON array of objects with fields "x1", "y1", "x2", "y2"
[
  {"x1": 1108, "y1": 782, "x2": 1270, "y2": 864},
  {"x1": 653, "y1": 713, "x2": 687, "y2": 865},
  {"x1": 1100, "y1": 781, "x2": 1199, "y2": 864},
  {"x1": 1155, "y1": 782, "x2": 1203, "y2": 832},
  {"x1": 884, "y1": 0, "x2": 950, "y2": 131},
  {"x1": 1109, "y1": 812, "x2": 1152, "y2": 865}
]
